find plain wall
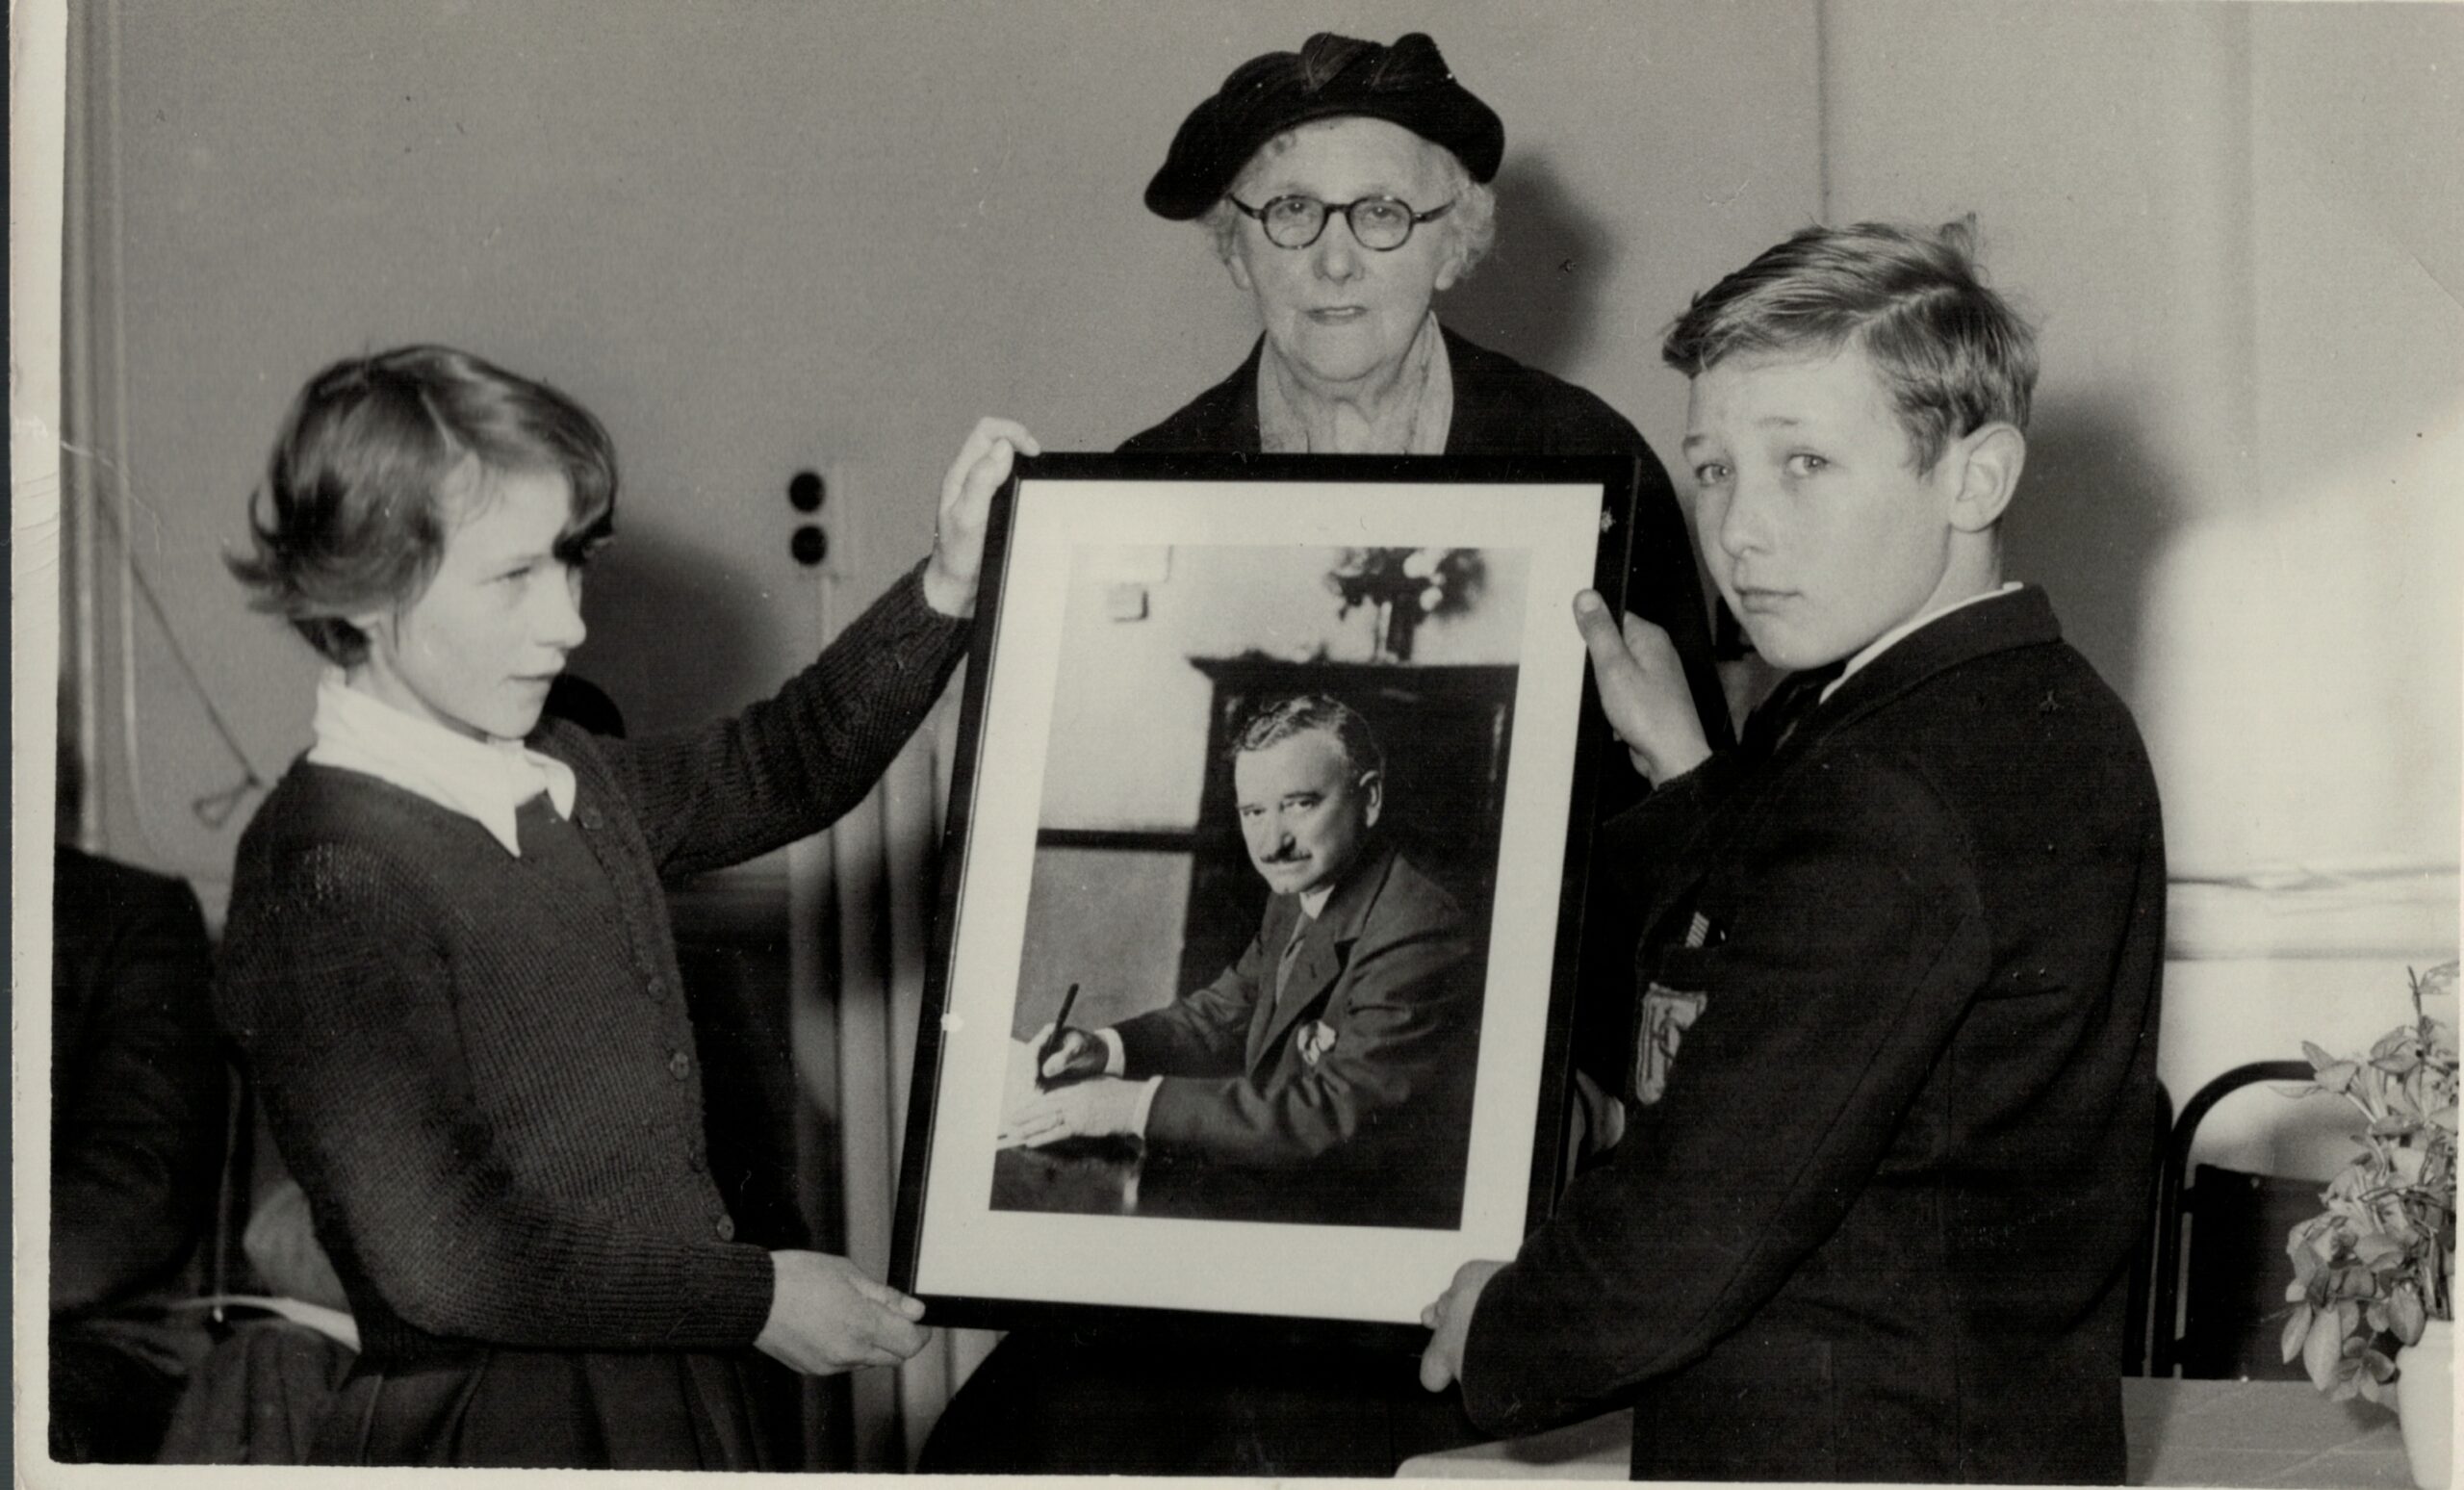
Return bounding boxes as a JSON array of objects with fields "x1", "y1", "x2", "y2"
[
  {"x1": 69, "y1": 0, "x2": 1819, "y2": 904},
  {"x1": 1014, "y1": 847, "x2": 1191, "y2": 1040},
  {"x1": 1815, "y1": 0, "x2": 2462, "y2": 1166},
  {"x1": 61, "y1": 1, "x2": 2460, "y2": 1173},
  {"x1": 1040, "y1": 543, "x2": 1529, "y2": 830}
]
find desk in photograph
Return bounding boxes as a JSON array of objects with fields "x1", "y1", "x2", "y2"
[
  {"x1": 1398, "y1": 1378, "x2": 2412, "y2": 1485},
  {"x1": 993, "y1": 1136, "x2": 1274, "y2": 1220}
]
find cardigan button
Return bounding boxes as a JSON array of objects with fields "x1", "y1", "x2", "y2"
[
  {"x1": 578, "y1": 805, "x2": 604, "y2": 830},
  {"x1": 713, "y1": 1216, "x2": 736, "y2": 1242},
  {"x1": 644, "y1": 975, "x2": 664, "y2": 1000},
  {"x1": 667, "y1": 1049, "x2": 691, "y2": 1080}
]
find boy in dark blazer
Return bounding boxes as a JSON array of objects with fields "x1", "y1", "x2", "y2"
[{"x1": 1419, "y1": 219, "x2": 2166, "y2": 1483}]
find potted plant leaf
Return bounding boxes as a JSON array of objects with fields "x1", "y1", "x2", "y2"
[{"x1": 2281, "y1": 961, "x2": 2456, "y2": 1490}]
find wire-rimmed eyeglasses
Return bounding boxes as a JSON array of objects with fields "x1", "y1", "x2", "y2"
[{"x1": 1225, "y1": 194, "x2": 1455, "y2": 251}]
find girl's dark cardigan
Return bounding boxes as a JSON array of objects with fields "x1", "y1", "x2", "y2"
[{"x1": 215, "y1": 570, "x2": 966, "y2": 1371}]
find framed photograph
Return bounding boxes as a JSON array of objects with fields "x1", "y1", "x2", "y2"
[{"x1": 891, "y1": 452, "x2": 1637, "y2": 1335}]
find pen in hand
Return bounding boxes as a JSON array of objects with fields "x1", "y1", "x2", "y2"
[{"x1": 1036, "y1": 983, "x2": 1081, "y2": 1091}]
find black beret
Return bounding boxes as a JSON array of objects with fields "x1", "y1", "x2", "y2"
[{"x1": 1144, "y1": 32, "x2": 1504, "y2": 221}]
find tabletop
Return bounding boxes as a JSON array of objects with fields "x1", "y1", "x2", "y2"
[{"x1": 1397, "y1": 1377, "x2": 2412, "y2": 1485}]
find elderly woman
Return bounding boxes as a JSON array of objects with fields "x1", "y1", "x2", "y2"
[
  {"x1": 1123, "y1": 29, "x2": 1728, "y2": 742},
  {"x1": 920, "y1": 33, "x2": 1727, "y2": 1477}
]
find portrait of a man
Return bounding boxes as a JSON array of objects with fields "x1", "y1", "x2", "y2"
[
  {"x1": 905, "y1": 481, "x2": 1605, "y2": 1328},
  {"x1": 1003, "y1": 694, "x2": 1478, "y2": 1228}
]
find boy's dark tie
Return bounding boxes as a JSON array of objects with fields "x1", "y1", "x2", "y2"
[{"x1": 1739, "y1": 660, "x2": 1849, "y2": 760}]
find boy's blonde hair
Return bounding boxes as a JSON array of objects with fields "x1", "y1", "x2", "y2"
[{"x1": 1662, "y1": 218, "x2": 2038, "y2": 474}]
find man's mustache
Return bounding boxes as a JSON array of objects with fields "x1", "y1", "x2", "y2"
[{"x1": 1255, "y1": 848, "x2": 1311, "y2": 864}]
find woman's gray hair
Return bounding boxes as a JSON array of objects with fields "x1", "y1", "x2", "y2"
[{"x1": 1200, "y1": 130, "x2": 1497, "y2": 283}]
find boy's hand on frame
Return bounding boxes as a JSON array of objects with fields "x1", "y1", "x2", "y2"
[
  {"x1": 924, "y1": 418, "x2": 1041, "y2": 618},
  {"x1": 1574, "y1": 591, "x2": 1711, "y2": 784},
  {"x1": 1419, "y1": 1258, "x2": 1504, "y2": 1392}
]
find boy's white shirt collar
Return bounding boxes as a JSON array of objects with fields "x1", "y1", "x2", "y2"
[
  {"x1": 307, "y1": 668, "x2": 578, "y2": 857},
  {"x1": 1820, "y1": 581, "x2": 2025, "y2": 703}
]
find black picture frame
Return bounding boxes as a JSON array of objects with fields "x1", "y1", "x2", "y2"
[{"x1": 891, "y1": 452, "x2": 1638, "y2": 1342}]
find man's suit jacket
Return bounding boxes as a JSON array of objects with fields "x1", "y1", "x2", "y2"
[
  {"x1": 51, "y1": 846, "x2": 228, "y2": 1373},
  {"x1": 1460, "y1": 588, "x2": 2168, "y2": 1483},
  {"x1": 1115, "y1": 840, "x2": 1477, "y2": 1229}
]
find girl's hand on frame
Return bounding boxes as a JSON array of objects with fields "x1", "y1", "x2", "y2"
[
  {"x1": 754, "y1": 1249, "x2": 929, "y2": 1375},
  {"x1": 923, "y1": 419, "x2": 1041, "y2": 618}
]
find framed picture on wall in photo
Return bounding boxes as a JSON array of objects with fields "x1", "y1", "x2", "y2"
[{"x1": 890, "y1": 452, "x2": 1639, "y2": 1337}]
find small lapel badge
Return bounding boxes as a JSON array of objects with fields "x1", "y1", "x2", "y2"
[
  {"x1": 1297, "y1": 1020, "x2": 1339, "y2": 1066},
  {"x1": 1632, "y1": 983, "x2": 1708, "y2": 1105}
]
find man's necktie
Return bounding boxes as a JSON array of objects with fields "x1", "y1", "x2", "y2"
[
  {"x1": 1273, "y1": 917, "x2": 1312, "y2": 1004},
  {"x1": 1739, "y1": 659, "x2": 1849, "y2": 761}
]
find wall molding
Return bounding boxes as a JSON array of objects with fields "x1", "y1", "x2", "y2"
[
  {"x1": 1035, "y1": 827, "x2": 1199, "y2": 855},
  {"x1": 2166, "y1": 862, "x2": 2460, "y2": 963}
]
